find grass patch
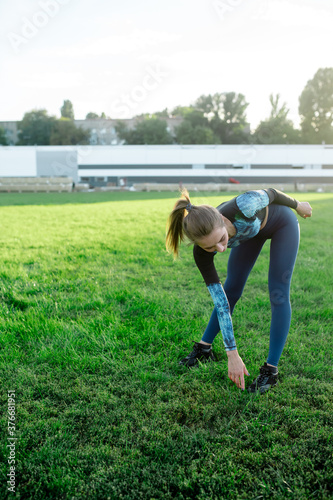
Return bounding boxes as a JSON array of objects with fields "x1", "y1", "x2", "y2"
[{"x1": 0, "y1": 191, "x2": 332, "y2": 499}]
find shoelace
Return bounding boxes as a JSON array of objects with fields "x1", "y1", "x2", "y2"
[
  {"x1": 194, "y1": 342, "x2": 210, "y2": 352},
  {"x1": 187, "y1": 342, "x2": 200, "y2": 357},
  {"x1": 257, "y1": 368, "x2": 272, "y2": 384}
]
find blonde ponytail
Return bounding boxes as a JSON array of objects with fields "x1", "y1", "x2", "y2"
[
  {"x1": 166, "y1": 188, "x2": 225, "y2": 258},
  {"x1": 165, "y1": 188, "x2": 192, "y2": 258}
]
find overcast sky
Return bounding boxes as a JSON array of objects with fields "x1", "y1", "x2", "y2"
[{"x1": 0, "y1": 0, "x2": 332, "y2": 130}]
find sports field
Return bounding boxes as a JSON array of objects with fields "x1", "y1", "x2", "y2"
[{"x1": 1, "y1": 191, "x2": 332, "y2": 499}]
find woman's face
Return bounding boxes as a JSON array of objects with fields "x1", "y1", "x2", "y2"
[{"x1": 196, "y1": 225, "x2": 229, "y2": 253}]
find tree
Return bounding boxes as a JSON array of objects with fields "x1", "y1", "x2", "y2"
[
  {"x1": 154, "y1": 108, "x2": 169, "y2": 118},
  {"x1": 0, "y1": 127, "x2": 8, "y2": 145},
  {"x1": 171, "y1": 105, "x2": 195, "y2": 117},
  {"x1": 174, "y1": 121, "x2": 219, "y2": 144},
  {"x1": 194, "y1": 93, "x2": 225, "y2": 120},
  {"x1": 85, "y1": 112, "x2": 108, "y2": 119},
  {"x1": 50, "y1": 118, "x2": 90, "y2": 145},
  {"x1": 86, "y1": 112, "x2": 99, "y2": 119},
  {"x1": 114, "y1": 121, "x2": 128, "y2": 142},
  {"x1": 195, "y1": 92, "x2": 248, "y2": 123},
  {"x1": 171, "y1": 106, "x2": 219, "y2": 144},
  {"x1": 206, "y1": 92, "x2": 250, "y2": 144},
  {"x1": 170, "y1": 94, "x2": 250, "y2": 144},
  {"x1": 178, "y1": 109, "x2": 210, "y2": 129},
  {"x1": 115, "y1": 118, "x2": 174, "y2": 144},
  {"x1": 187, "y1": 92, "x2": 250, "y2": 144},
  {"x1": 17, "y1": 109, "x2": 57, "y2": 145},
  {"x1": 60, "y1": 100, "x2": 75, "y2": 120},
  {"x1": 299, "y1": 67, "x2": 333, "y2": 143},
  {"x1": 253, "y1": 94, "x2": 301, "y2": 144}
]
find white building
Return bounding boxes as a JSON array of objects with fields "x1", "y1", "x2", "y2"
[{"x1": 0, "y1": 144, "x2": 332, "y2": 186}]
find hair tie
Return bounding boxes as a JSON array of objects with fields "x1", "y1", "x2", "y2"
[{"x1": 186, "y1": 203, "x2": 192, "y2": 212}]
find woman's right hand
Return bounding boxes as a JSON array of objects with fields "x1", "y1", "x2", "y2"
[
  {"x1": 227, "y1": 350, "x2": 250, "y2": 390},
  {"x1": 296, "y1": 201, "x2": 312, "y2": 218}
]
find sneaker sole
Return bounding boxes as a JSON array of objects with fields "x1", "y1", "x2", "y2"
[
  {"x1": 248, "y1": 380, "x2": 279, "y2": 394},
  {"x1": 178, "y1": 357, "x2": 215, "y2": 368}
]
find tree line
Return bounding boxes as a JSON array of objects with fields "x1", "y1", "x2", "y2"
[{"x1": 1, "y1": 67, "x2": 332, "y2": 146}]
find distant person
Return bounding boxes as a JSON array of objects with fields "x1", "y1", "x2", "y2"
[{"x1": 166, "y1": 188, "x2": 312, "y2": 394}]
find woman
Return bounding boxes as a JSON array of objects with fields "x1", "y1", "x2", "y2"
[{"x1": 166, "y1": 187, "x2": 312, "y2": 394}]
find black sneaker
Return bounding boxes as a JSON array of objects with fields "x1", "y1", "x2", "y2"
[
  {"x1": 179, "y1": 341, "x2": 215, "y2": 368},
  {"x1": 248, "y1": 362, "x2": 279, "y2": 394}
]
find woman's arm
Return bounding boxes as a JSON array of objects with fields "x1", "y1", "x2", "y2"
[
  {"x1": 265, "y1": 188, "x2": 313, "y2": 218},
  {"x1": 207, "y1": 282, "x2": 236, "y2": 352},
  {"x1": 193, "y1": 246, "x2": 237, "y2": 351},
  {"x1": 264, "y1": 188, "x2": 298, "y2": 209},
  {"x1": 193, "y1": 248, "x2": 250, "y2": 389}
]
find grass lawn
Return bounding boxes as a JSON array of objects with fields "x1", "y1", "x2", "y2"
[{"x1": 0, "y1": 190, "x2": 332, "y2": 500}]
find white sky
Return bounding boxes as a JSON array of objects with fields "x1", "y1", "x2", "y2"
[{"x1": 0, "y1": 0, "x2": 332, "y2": 130}]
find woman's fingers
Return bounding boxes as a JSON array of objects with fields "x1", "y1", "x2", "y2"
[
  {"x1": 229, "y1": 371, "x2": 247, "y2": 390},
  {"x1": 304, "y1": 202, "x2": 312, "y2": 217},
  {"x1": 227, "y1": 355, "x2": 250, "y2": 390}
]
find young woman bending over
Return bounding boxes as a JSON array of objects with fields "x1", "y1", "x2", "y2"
[{"x1": 166, "y1": 188, "x2": 312, "y2": 393}]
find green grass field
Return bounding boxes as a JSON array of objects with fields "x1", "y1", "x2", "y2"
[{"x1": 1, "y1": 191, "x2": 332, "y2": 500}]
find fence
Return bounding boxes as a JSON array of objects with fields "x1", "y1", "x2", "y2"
[{"x1": 0, "y1": 177, "x2": 73, "y2": 193}]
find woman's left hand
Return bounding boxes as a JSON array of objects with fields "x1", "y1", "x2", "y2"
[{"x1": 296, "y1": 201, "x2": 312, "y2": 218}]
